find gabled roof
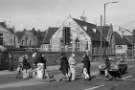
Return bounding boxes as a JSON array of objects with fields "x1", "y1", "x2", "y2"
[
  {"x1": 0, "y1": 22, "x2": 15, "y2": 34},
  {"x1": 73, "y1": 18, "x2": 96, "y2": 29},
  {"x1": 15, "y1": 31, "x2": 24, "y2": 40},
  {"x1": 16, "y1": 30, "x2": 38, "y2": 41},
  {"x1": 113, "y1": 32, "x2": 132, "y2": 45},
  {"x1": 73, "y1": 18, "x2": 106, "y2": 42},
  {"x1": 43, "y1": 27, "x2": 58, "y2": 44},
  {"x1": 124, "y1": 35, "x2": 133, "y2": 45}
]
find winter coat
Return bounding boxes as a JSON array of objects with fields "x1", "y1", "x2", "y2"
[
  {"x1": 59, "y1": 56, "x2": 69, "y2": 75},
  {"x1": 82, "y1": 55, "x2": 91, "y2": 69}
]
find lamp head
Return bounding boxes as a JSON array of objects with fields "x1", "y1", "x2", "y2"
[
  {"x1": 111, "y1": 1, "x2": 118, "y2": 3},
  {"x1": 105, "y1": 1, "x2": 118, "y2": 5}
]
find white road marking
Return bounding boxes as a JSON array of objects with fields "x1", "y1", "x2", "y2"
[
  {"x1": 122, "y1": 75, "x2": 132, "y2": 80},
  {"x1": 85, "y1": 85, "x2": 104, "y2": 90}
]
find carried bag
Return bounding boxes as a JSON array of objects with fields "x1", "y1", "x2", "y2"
[
  {"x1": 22, "y1": 69, "x2": 29, "y2": 79},
  {"x1": 67, "y1": 69, "x2": 72, "y2": 80},
  {"x1": 83, "y1": 68, "x2": 89, "y2": 79}
]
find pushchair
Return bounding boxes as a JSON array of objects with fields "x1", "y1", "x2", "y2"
[{"x1": 105, "y1": 68, "x2": 121, "y2": 80}]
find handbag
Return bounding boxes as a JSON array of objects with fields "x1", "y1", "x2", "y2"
[{"x1": 83, "y1": 68, "x2": 89, "y2": 79}]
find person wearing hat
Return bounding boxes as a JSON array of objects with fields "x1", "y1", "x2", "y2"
[{"x1": 68, "y1": 53, "x2": 77, "y2": 81}]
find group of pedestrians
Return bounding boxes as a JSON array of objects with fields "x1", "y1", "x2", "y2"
[
  {"x1": 59, "y1": 52, "x2": 91, "y2": 81},
  {"x1": 16, "y1": 51, "x2": 92, "y2": 81},
  {"x1": 16, "y1": 52, "x2": 48, "y2": 80}
]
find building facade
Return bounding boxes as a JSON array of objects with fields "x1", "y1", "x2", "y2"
[
  {"x1": 0, "y1": 22, "x2": 17, "y2": 47},
  {"x1": 16, "y1": 30, "x2": 39, "y2": 48},
  {"x1": 41, "y1": 17, "x2": 103, "y2": 52}
]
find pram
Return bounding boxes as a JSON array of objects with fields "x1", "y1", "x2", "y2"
[{"x1": 105, "y1": 69, "x2": 121, "y2": 80}]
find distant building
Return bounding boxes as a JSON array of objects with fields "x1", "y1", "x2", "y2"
[
  {"x1": 0, "y1": 22, "x2": 17, "y2": 47},
  {"x1": 96, "y1": 25, "x2": 115, "y2": 55},
  {"x1": 41, "y1": 16, "x2": 107, "y2": 52},
  {"x1": 97, "y1": 25, "x2": 114, "y2": 47},
  {"x1": 16, "y1": 30, "x2": 39, "y2": 48},
  {"x1": 113, "y1": 32, "x2": 132, "y2": 55}
]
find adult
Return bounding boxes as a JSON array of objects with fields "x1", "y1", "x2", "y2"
[
  {"x1": 104, "y1": 56, "x2": 111, "y2": 79},
  {"x1": 22, "y1": 54, "x2": 31, "y2": 79},
  {"x1": 23, "y1": 54, "x2": 31, "y2": 70},
  {"x1": 82, "y1": 52, "x2": 91, "y2": 80},
  {"x1": 39, "y1": 53, "x2": 49, "y2": 79},
  {"x1": 68, "y1": 53, "x2": 77, "y2": 81},
  {"x1": 16, "y1": 55, "x2": 24, "y2": 79},
  {"x1": 104, "y1": 56, "x2": 111, "y2": 70},
  {"x1": 59, "y1": 53, "x2": 70, "y2": 81},
  {"x1": 32, "y1": 52, "x2": 38, "y2": 66}
]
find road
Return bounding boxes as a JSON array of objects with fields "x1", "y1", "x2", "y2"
[{"x1": 0, "y1": 59, "x2": 135, "y2": 90}]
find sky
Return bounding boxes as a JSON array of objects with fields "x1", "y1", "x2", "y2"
[{"x1": 0, "y1": 0, "x2": 135, "y2": 31}]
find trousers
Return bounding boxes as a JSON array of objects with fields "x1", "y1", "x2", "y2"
[{"x1": 70, "y1": 65, "x2": 76, "y2": 80}]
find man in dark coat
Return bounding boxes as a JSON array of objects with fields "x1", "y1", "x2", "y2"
[
  {"x1": 59, "y1": 53, "x2": 70, "y2": 80},
  {"x1": 104, "y1": 56, "x2": 112, "y2": 79},
  {"x1": 22, "y1": 54, "x2": 31, "y2": 79},
  {"x1": 82, "y1": 52, "x2": 91, "y2": 80},
  {"x1": 104, "y1": 56, "x2": 111, "y2": 70},
  {"x1": 23, "y1": 54, "x2": 31, "y2": 70}
]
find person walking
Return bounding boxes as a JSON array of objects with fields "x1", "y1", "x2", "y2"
[
  {"x1": 82, "y1": 52, "x2": 91, "y2": 80},
  {"x1": 22, "y1": 54, "x2": 31, "y2": 79},
  {"x1": 59, "y1": 53, "x2": 70, "y2": 81},
  {"x1": 16, "y1": 55, "x2": 24, "y2": 79},
  {"x1": 104, "y1": 56, "x2": 111, "y2": 79},
  {"x1": 68, "y1": 53, "x2": 77, "y2": 81},
  {"x1": 39, "y1": 53, "x2": 49, "y2": 79}
]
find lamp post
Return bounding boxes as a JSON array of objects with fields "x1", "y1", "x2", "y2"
[{"x1": 104, "y1": 1, "x2": 118, "y2": 26}]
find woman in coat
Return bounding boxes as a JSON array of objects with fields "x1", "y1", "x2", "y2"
[
  {"x1": 59, "y1": 53, "x2": 70, "y2": 81},
  {"x1": 82, "y1": 53, "x2": 91, "y2": 80}
]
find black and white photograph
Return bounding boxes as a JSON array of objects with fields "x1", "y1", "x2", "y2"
[{"x1": 0, "y1": 0, "x2": 135, "y2": 90}]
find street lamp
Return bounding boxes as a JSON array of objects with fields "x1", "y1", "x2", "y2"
[{"x1": 104, "y1": 1, "x2": 118, "y2": 26}]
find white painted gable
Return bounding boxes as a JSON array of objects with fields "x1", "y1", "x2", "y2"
[
  {"x1": 52, "y1": 17, "x2": 91, "y2": 42},
  {"x1": 50, "y1": 17, "x2": 92, "y2": 51}
]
